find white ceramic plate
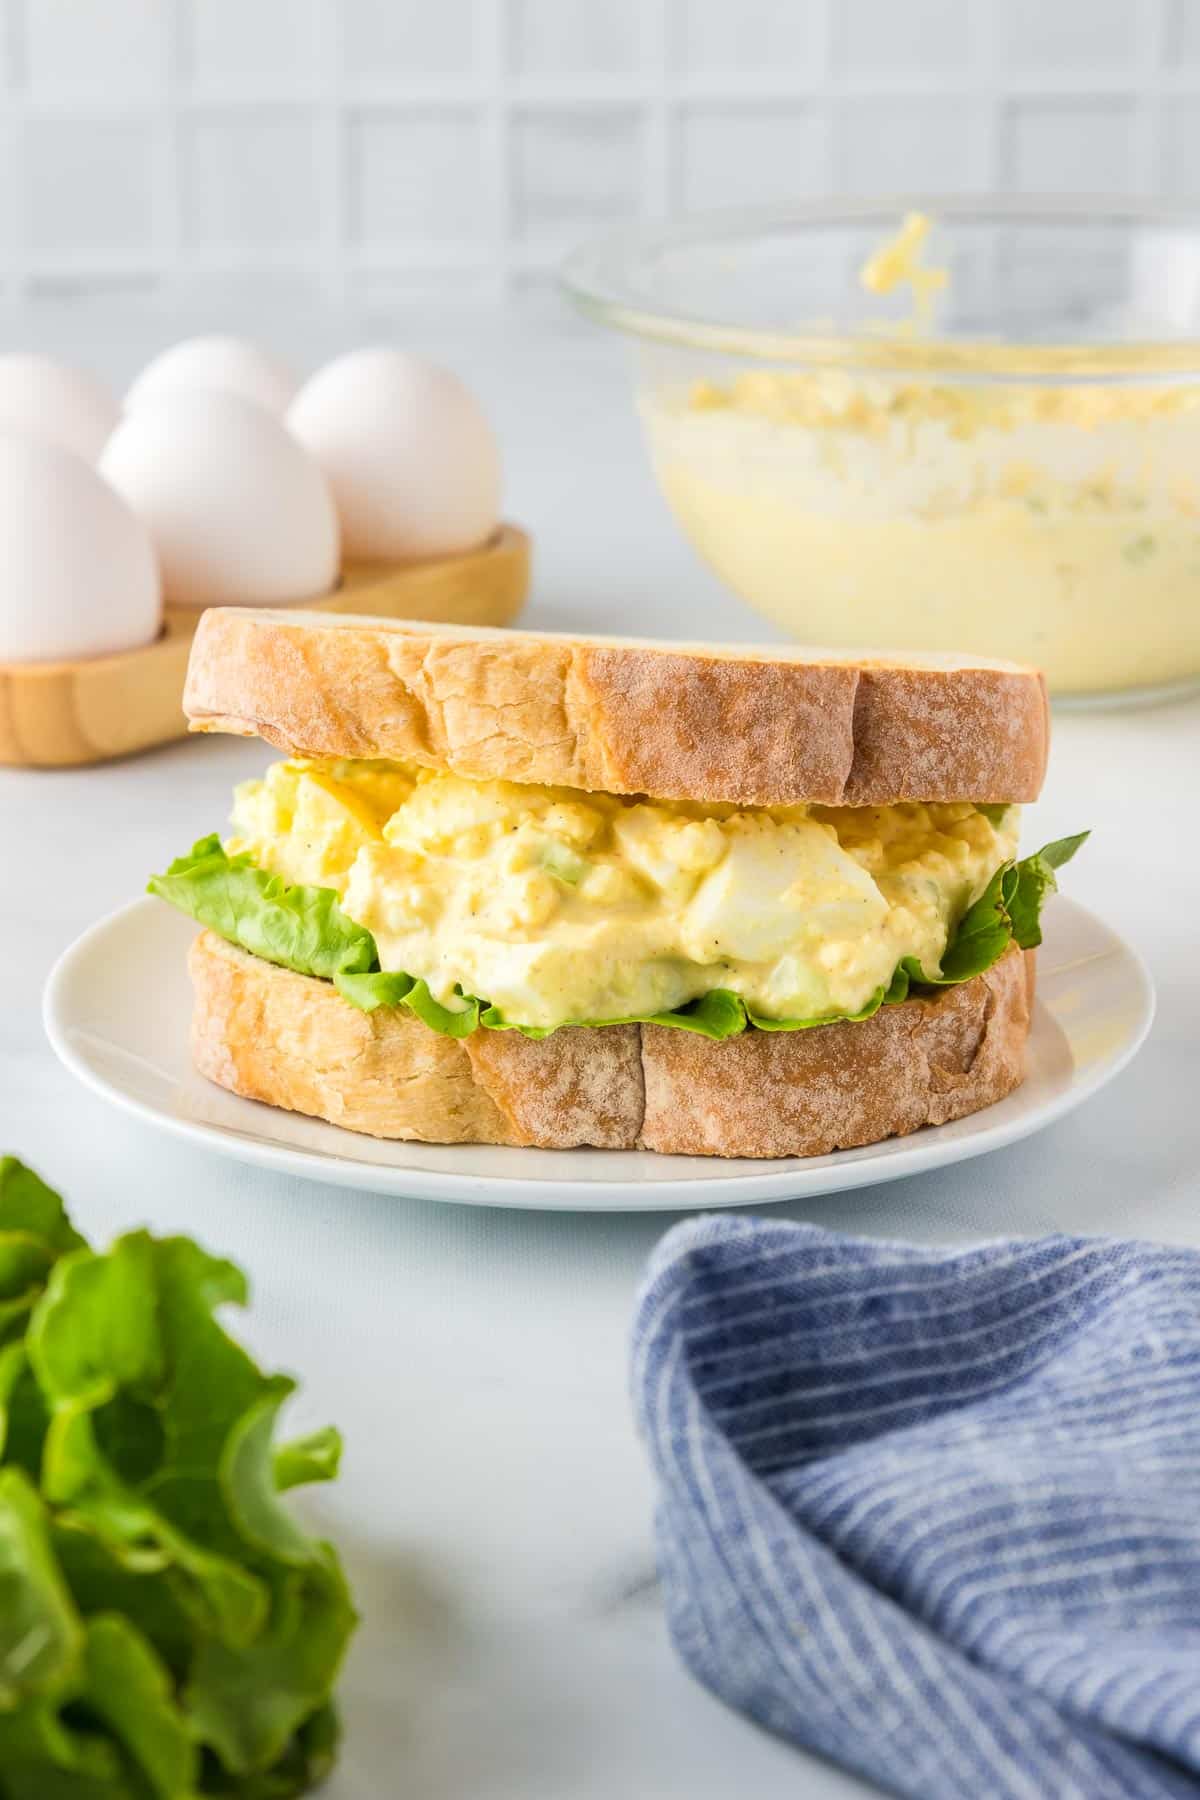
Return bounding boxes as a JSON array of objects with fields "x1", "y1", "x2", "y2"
[{"x1": 44, "y1": 895, "x2": 1152, "y2": 1212}]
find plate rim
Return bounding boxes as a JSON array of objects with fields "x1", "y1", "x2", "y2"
[{"x1": 43, "y1": 895, "x2": 1155, "y2": 1212}]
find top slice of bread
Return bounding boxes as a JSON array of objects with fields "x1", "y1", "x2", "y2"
[{"x1": 184, "y1": 608, "x2": 1049, "y2": 808}]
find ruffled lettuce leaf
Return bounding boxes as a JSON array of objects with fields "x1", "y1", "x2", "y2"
[
  {"x1": 0, "y1": 1157, "x2": 355, "y2": 1798},
  {"x1": 887, "y1": 831, "x2": 1089, "y2": 1002},
  {"x1": 477, "y1": 986, "x2": 752, "y2": 1041},
  {"x1": 333, "y1": 969, "x2": 482, "y2": 1038},
  {"x1": 149, "y1": 836, "x2": 375, "y2": 982},
  {"x1": 274, "y1": 1426, "x2": 342, "y2": 1494},
  {"x1": 1008, "y1": 830, "x2": 1090, "y2": 950},
  {"x1": 150, "y1": 831, "x2": 1087, "y2": 1042}
]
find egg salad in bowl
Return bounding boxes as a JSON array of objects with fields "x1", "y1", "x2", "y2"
[{"x1": 565, "y1": 198, "x2": 1200, "y2": 700}]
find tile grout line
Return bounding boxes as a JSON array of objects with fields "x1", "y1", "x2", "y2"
[
  {"x1": 10, "y1": 72, "x2": 1193, "y2": 111},
  {"x1": 972, "y1": 0, "x2": 1004, "y2": 301},
  {"x1": 480, "y1": 0, "x2": 512, "y2": 302},
  {"x1": 972, "y1": 0, "x2": 1005, "y2": 195},
  {"x1": 7, "y1": 243, "x2": 593, "y2": 279},
  {"x1": 318, "y1": 0, "x2": 348, "y2": 308},
  {"x1": 4, "y1": 0, "x2": 25, "y2": 300},
  {"x1": 812, "y1": 0, "x2": 835, "y2": 198},
  {"x1": 1136, "y1": 0, "x2": 1172, "y2": 194},
  {"x1": 640, "y1": 0, "x2": 671, "y2": 217},
  {"x1": 158, "y1": 0, "x2": 184, "y2": 302}
]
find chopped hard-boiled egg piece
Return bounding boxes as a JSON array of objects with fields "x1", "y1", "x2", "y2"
[
  {"x1": 228, "y1": 758, "x2": 415, "y2": 891},
  {"x1": 859, "y1": 209, "x2": 947, "y2": 332},
  {"x1": 679, "y1": 817, "x2": 888, "y2": 966},
  {"x1": 228, "y1": 758, "x2": 1020, "y2": 1031},
  {"x1": 611, "y1": 806, "x2": 725, "y2": 902}
]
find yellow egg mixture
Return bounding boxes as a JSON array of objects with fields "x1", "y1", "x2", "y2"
[
  {"x1": 643, "y1": 213, "x2": 1200, "y2": 694},
  {"x1": 228, "y1": 758, "x2": 1019, "y2": 1031}
]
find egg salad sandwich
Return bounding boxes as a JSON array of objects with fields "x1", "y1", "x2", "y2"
[{"x1": 149, "y1": 609, "x2": 1084, "y2": 1159}]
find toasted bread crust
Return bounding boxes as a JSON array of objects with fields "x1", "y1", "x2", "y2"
[
  {"x1": 639, "y1": 947, "x2": 1033, "y2": 1157},
  {"x1": 189, "y1": 932, "x2": 520, "y2": 1146},
  {"x1": 184, "y1": 610, "x2": 1049, "y2": 807},
  {"x1": 188, "y1": 932, "x2": 1032, "y2": 1159}
]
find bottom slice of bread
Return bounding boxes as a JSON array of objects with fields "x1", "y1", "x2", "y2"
[{"x1": 189, "y1": 931, "x2": 1033, "y2": 1160}]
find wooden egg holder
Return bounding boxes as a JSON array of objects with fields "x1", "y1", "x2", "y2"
[{"x1": 0, "y1": 524, "x2": 531, "y2": 768}]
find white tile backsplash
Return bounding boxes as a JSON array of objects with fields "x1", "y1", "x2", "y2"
[
  {"x1": 182, "y1": 113, "x2": 322, "y2": 250},
  {"x1": 1003, "y1": 98, "x2": 1144, "y2": 193},
  {"x1": 672, "y1": 0, "x2": 823, "y2": 78},
  {"x1": 22, "y1": 0, "x2": 166, "y2": 97},
  {"x1": 1000, "y1": 0, "x2": 1143, "y2": 71},
  {"x1": 513, "y1": 109, "x2": 644, "y2": 244},
  {"x1": 182, "y1": 0, "x2": 321, "y2": 89},
  {"x1": 831, "y1": 0, "x2": 973, "y2": 77},
  {"x1": 1169, "y1": 0, "x2": 1200, "y2": 66},
  {"x1": 833, "y1": 97, "x2": 986, "y2": 194},
  {"x1": 3, "y1": 0, "x2": 1193, "y2": 297},
  {"x1": 340, "y1": 0, "x2": 481, "y2": 81},
  {"x1": 23, "y1": 116, "x2": 158, "y2": 253},
  {"x1": 1, "y1": 7, "x2": 14, "y2": 90},
  {"x1": 678, "y1": 105, "x2": 829, "y2": 208},
  {"x1": 510, "y1": 0, "x2": 639, "y2": 77},
  {"x1": 1162, "y1": 98, "x2": 1200, "y2": 194},
  {"x1": 347, "y1": 111, "x2": 489, "y2": 249}
]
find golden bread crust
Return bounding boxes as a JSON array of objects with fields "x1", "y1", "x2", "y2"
[
  {"x1": 184, "y1": 609, "x2": 1049, "y2": 806},
  {"x1": 188, "y1": 932, "x2": 1032, "y2": 1160},
  {"x1": 639, "y1": 947, "x2": 1032, "y2": 1157}
]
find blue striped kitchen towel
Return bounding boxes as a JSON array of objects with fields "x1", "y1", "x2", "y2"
[{"x1": 632, "y1": 1216, "x2": 1200, "y2": 1800}]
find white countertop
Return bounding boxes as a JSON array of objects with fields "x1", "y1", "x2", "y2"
[{"x1": 3, "y1": 299, "x2": 1198, "y2": 1800}]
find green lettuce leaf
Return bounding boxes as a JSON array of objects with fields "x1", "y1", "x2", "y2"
[
  {"x1": 150, "y1": 830, "x2": 1087, "y2": 1042},
  {"x1": 81, "y1": 1612, "x2": 196, "y2": 1798},
  {"x1": 148, "y1": 836, "x2": 375, "y2": 982},
  {"x1": 1008, "y1": 831, "x2": 1091, "y2": 950},
  {"x1": 333, "y1": 969, "x2": 482, "y2": 1037},
  {"x1": 641, "y1": 989, "x2": 750, "y2": 1039},
  {"x1": 186, "y1": 1550, "x2": 354, "y2": 1779},
  {"x1": 0, "y1": 1159, "x2": 356, "y2": 1797},
  {"x1": 273, "y1": 1428, "x2": 342, "y2": 1494},
  {"x1": 478, "y1": 985, "x2": 752, "y2": 1041},
  {"x1": 0, "y1": 1158, "x2": 88, "y2": 1257},
  {"x1": 0, "y1": 1466, "x2": 84, "y2": 1705},
  {"x1": 889, "y1": 833, "x2": 1089, "y2": 1001}
]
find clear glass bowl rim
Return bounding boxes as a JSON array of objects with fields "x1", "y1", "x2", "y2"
[{"x1": 561, "y1": 194, "x2": 1200, "y2": 379}]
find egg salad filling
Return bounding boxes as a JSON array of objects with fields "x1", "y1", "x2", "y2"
[{"x1": 149, "y1": 758, "x2": 1086, "y2": 1040}]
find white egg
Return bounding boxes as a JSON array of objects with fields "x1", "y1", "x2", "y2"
[
  {"x1": 126, "y1": 335, "x2": 300, "y2": 418},
  {"x1": 0, "y1": 353, "x2": 119, "y2": 461},
  {"x1": 100, "y1": 390, "x2": 339, "y2": 610},
  {"x1": 288, "y1": 349, "x2": 501, "y2": 562},
  {"x1": 0, "y1": 434, "x2": 161, "y2": 664}
]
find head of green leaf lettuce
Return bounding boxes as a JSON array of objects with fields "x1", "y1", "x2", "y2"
[{"x1": 0, "y1": 1157, "x2": 356, "y2": 1798}]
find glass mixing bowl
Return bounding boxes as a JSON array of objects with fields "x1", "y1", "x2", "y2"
[{"x1": 563, "y1": 197, "x2": 1200, "y2": 704}]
